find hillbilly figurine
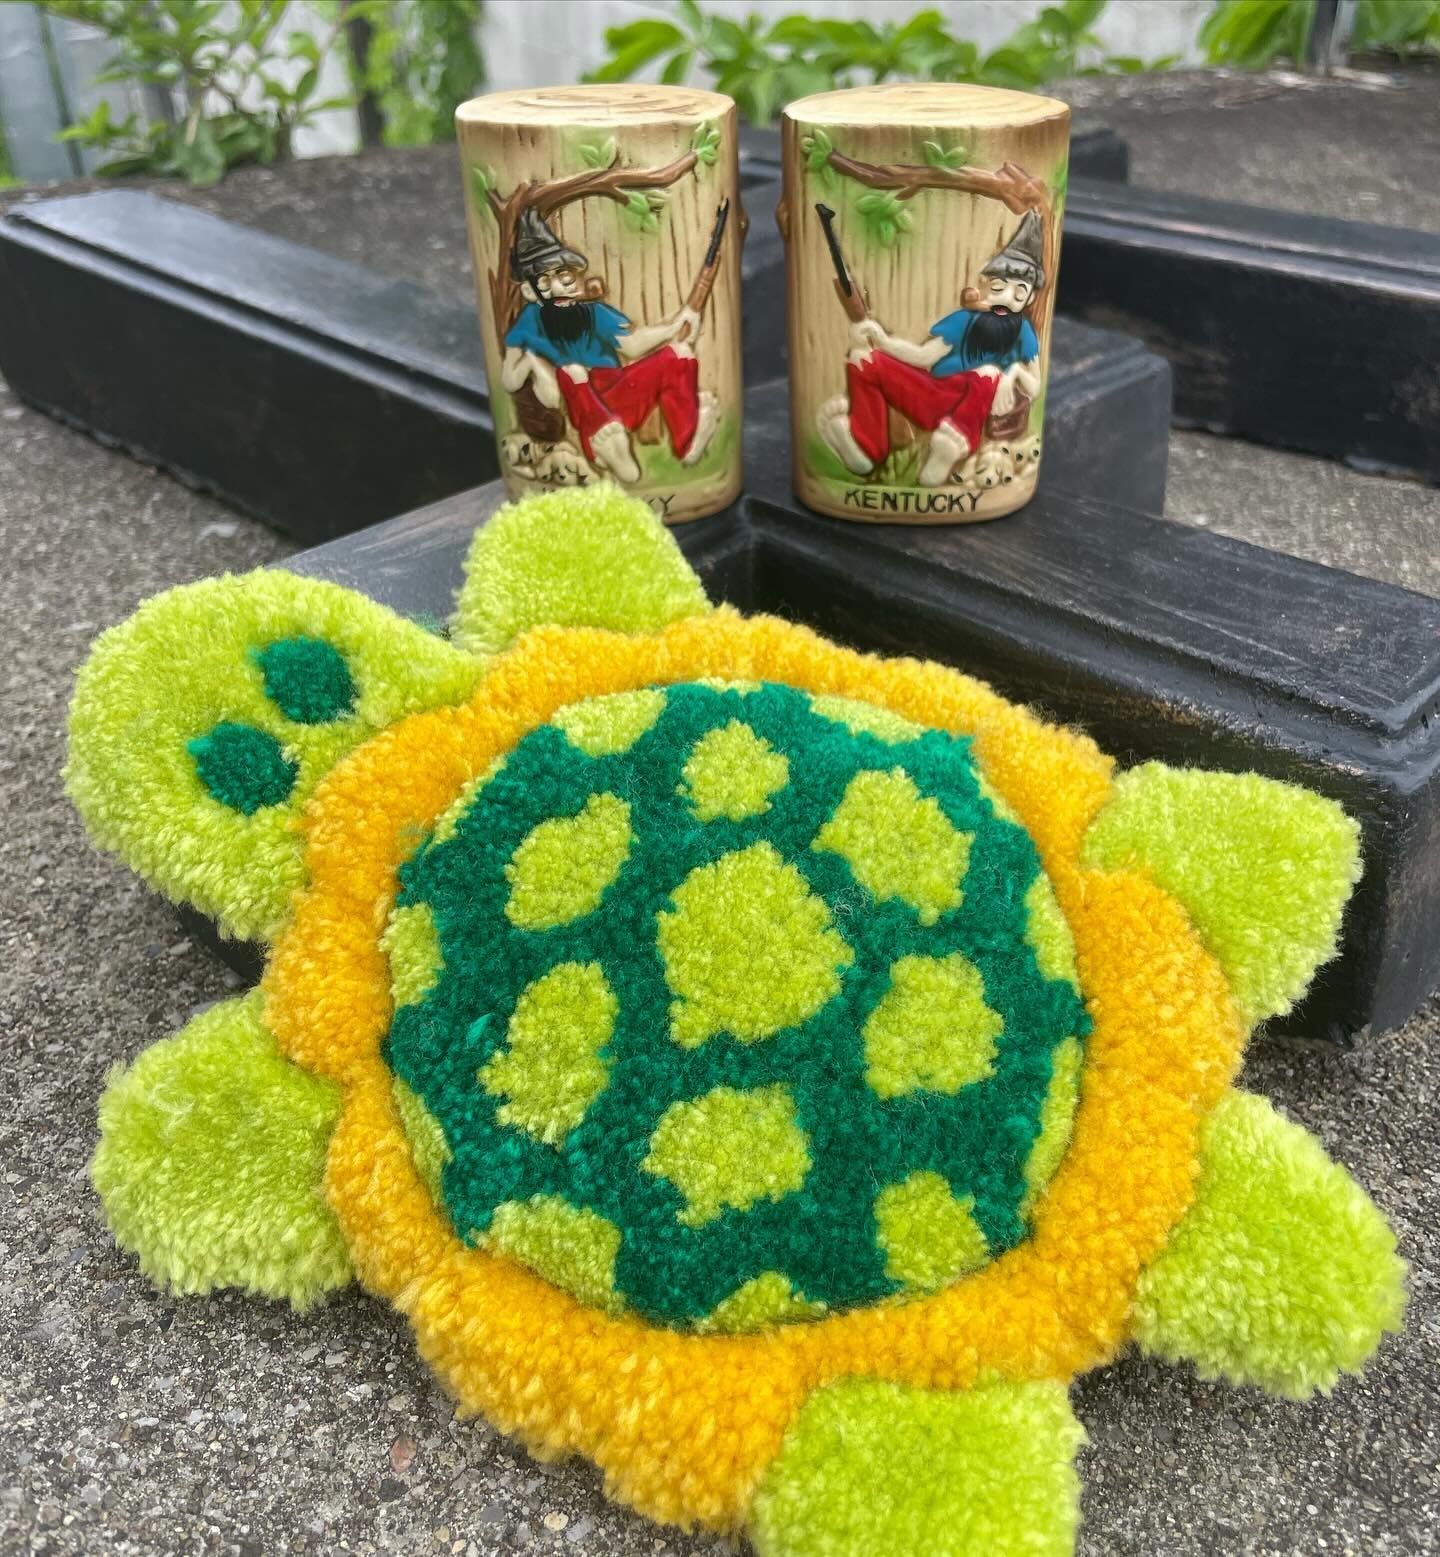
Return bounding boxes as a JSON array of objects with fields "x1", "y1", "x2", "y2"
[
  {"x1": 782, "y1": 83, "x2": 1069, "y2": 524},
  {"x1": 816, "y1": 210, "x2": 1046, "y2": 489},
  {"x1": 457, "y1": 85, "x2": 743, "y2": 524},
  {"x1": 500, "y1": 204, "x2": 727, "y2": 487}
]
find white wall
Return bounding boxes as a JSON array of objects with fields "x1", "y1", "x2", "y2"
[{"x1": 479, "y1": 0, "x2": 1210, "y2": 95}]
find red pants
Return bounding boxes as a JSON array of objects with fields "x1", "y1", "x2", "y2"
[
  {"x1": 556, "y1": 346, "x2": 700, "y2": 462},
  {"x1": 847, "y1": 351, "x2": 998, "y2": 468}
]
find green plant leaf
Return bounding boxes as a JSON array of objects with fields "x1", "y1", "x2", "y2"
[
  {"x1": 171, "y1": 115, "x2": 226, "y2": 187},
  {"x1": 661, "y1": 48, "x2": 695, "y2": 84},
  {"x1": 1354, "y1": 0, "x2": 1440, "y2": 49},
  {"x1": 765, "y1": 15, "x2": 824, "y2": 46},
  {"x1": 586, "y1": 23, "x2": 684, "y2": 83},
  {"x1": 94, "y1": 154, "x2": 159, "y2": 178},
  {"x1": 1201, "y1": 0, "x2": 1316, "y2": 67}
]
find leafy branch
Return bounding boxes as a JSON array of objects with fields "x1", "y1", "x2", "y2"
[
  {"x1": 473, "y1": 146, "x2": 704, "y2": 326},
  {"x1": 807, "y1": 139, "x2": 1056, "y2": 297},
  {"x1": 48, "y1": 0, "x2": 355, "y2": 183},
  {"x1": 45, "y1": 0, "x2": 484, "y2": 185},
  {"x1": 344, "y1": 0, "x2": 484, "y2": 148},
  {"x1": 1200, "y1": 0, "x2": 1440, "y2": 68},
  {"x1": 587, "y1": 0, "x2": 1175, "y2": 127},
  {"x1": 690, "y1": 122, "x2": 721, "y2": 167}
]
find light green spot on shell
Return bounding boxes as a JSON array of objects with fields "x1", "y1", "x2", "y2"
[
  {"x1": 643, "y1": 1083, "x2": 811, "y2": 1228},
  {"x1": 681, "y1": 720, "x2": 790, "y2": 822},
  {"x1": 433, "y1": 757, "x2": 505, "y2": 845},
  {"x1": 809, "y1": 693, "x2": 924, "y2": 743},
  {"x1": 698, "y1": 1271, "x2": 826, "y2": 1333},
  {"x1": 657, "y1": 841, "x2": 853, "y2": 1047},
  {"x1": 505, "y1": 792, "x2": 632, "y2": 930},
  {"x1": 381, "y1": 902, "x2": 443, "y2": 1009},
  {"x1": 863, "y1": 954, "x2": 1002, "y2": 1100},
  {"x1": 695, "y1": 676, "x2": 762, "y2": 694},
  {"x1": 1020, "y1": 1036, "x2": 1084, "y2": 1217},
  {"x1": 875, "y1": 1170, "x2": 989, "y2": 1292},
  {"x1": 487, "y1": 1195, "x2": 624, "y2": 1314},
  {"x1": 479, "y1": 962, "x2": 616, "y2": 1144},
  {"x1": 392, "y1": 1077, "x2": 450, "y2": 1202},
  {"x1": 1025, "y1": 876, "x2": 1080, "y2": 992},
  {"x1": 552, "y1": 688, "x2": 666, "y2": 756},
  {"x1": 813, "y1": 769, "x2": 973, "y2": 926},
  {"x1": 976, "y1": 769, "x2": 1022, "y2": 824}
]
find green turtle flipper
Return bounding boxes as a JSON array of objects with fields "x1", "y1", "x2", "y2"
[
  {"x1": 749, "y1": 1378, "x2": 1084, "y2": 1557},
  {"x1": 1133, "y1": 1089, "x2": 1405, "y2": 1398},
  {"x1": 453, "y1": 483, "x2": 712, "y2": 655},
  {"x1": 1080, "y1": 763, "x2": 1361, "y2": 1028},
  {"x1": 66, "y1": 568, "x2": 485, "y2": 943},
  {"x1": 92, "y1": 991, "x2": 352, "y2": 1308}
]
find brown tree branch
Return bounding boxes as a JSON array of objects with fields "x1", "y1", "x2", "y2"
[
  {"x1": 826, "y1": 150, "x2": 1048, "y2": 214},
  {"x1": 532, "y1": 148, "x2": 699, "y2": 218}
]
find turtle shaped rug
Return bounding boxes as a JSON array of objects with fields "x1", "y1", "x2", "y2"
[{"x1": 67, "y1": 487, "x2": 1405, "y2": 1556}]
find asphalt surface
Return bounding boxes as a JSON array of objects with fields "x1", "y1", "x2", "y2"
[{"x1": 2, "y1": 70, "x2": 1438, "y2": 1557}]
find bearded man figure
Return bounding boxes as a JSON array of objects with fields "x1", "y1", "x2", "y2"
[
  {"x1": 499, "y1": 209, "x2": 720, "y2": 483},
  {"x1": 818, "y1": 210, "x2": 1046, "y2": 487}
]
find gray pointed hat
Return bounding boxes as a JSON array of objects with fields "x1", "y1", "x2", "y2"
[
  {"x1": 510, "y1": 206, "x2": 586, "y2": 282},
  {"x1": 980, "y1": 210, "x2": 1046, "y2": 290}
]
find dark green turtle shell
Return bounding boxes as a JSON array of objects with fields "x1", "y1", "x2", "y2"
[{"x1": 381, "y1": 679, "x2": 1090, "y2": 1333}]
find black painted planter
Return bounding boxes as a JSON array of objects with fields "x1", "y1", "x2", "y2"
[
  {"x1": 1062, "y1": 178, "x2": 1440, "y2": 482},
  {"x1": 0, "y1": 182, "x2": 1169, "y2": 539}
]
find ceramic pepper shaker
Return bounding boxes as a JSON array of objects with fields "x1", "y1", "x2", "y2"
[
  {"x1": 781, "y1": 83, "x2": 1070, "y2": 523},
  {"x1": 457, "y1": 84, "x2": 743, "y2": 524}
]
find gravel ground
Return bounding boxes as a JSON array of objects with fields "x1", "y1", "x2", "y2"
[{"x1": 3, "y1": 70, "x2": 1439, "y2": 1557}]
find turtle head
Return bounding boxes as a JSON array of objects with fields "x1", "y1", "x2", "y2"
[
  {"x1": 1080, "y1": 762, "x2": 1362, "y2": 1031},
  {"x1": 65, "y1": 484, "x2": 710, "y2": 946}
]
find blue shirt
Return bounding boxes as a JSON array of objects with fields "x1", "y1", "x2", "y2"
[
  {"x1": 930, "y1": 310, "x2": 1039, "y2": 376},
  {"x1": 505, "y1": 300, "x2": 631, "y2": 369}
]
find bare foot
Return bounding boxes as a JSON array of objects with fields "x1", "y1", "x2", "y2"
[
  {"x1": 816, "y1": 397, "x2": 873, "y2": 477},
  {"x1": 591, "y1": 420, "x2": 641, "y2": 484},
  {"x1": 681, "y1": 392, "x2": 720, "y2": 467},
  {"x1": 919, "y1": 420, "x2": 970, "y2": 487}
]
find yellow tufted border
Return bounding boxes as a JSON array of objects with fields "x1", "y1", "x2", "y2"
[{"x1": 265, "y1": 608, "x2": 1245, "y2": 1533}]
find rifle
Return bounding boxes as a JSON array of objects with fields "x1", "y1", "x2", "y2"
[
  {"x1": 815, "y1": 203, "x2": 869, "y2": 325},
  {"x1": 676, "y1": 198, "x2": 730, "y2": 343}
]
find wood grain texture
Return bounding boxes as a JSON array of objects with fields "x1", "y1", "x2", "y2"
[
  {"x1": 781, "y1": 83, "x2": 1069, "y2": 524},
  {"x1": 456, "y1": 85, "x2": 742, "y2": 523}
]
